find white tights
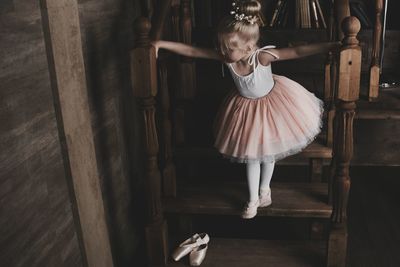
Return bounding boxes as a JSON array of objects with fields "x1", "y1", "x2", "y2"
[{"x1": 246, "y1": 161, "x2": 276, "y2": 203}]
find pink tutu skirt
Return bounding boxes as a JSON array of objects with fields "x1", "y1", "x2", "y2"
[{"x1": 213, "y1": 74, "x2": 324, "y2": 163}]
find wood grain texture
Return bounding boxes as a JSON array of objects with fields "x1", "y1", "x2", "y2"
[
  {"x1": 75, "y1": 0, "x2": 148, "y2": 265},
  {"x1": 40, "y1": 0, "x2": 114, "y2": 266},
  {"x1": 0, "y1": 2, "x2": 83, "y2": 267},
  {"x1": 1, "y1": 0, "x2": 147, "y2": 266}
]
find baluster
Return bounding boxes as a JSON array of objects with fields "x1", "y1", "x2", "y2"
[
  {"x1": 131, "y1": 17, "x2": 168, "y2": 265},
  {"x1": 327, "y1": 16, "x2": 361, "y2": 267},
  {"x1": 325, "y1": 0, "x2": 336, "y2": 147},
  {"x1": 368, "y1": 0, "x2": 384, "y2": 101},
  {"x1": 174, "y1": 0, "x2": 196, "y2": 145},
  {"x1": 159, "y1": 59, "x2": 177, "y2": 197}
]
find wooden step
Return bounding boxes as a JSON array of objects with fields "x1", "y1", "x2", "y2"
[
  {"x1": 174, "y1": 138, "x2": 332, "y2": 161},
  {"x1": 163, "y1": 182, "x2": 332, "y2": 219},
  {"x1": 355, "y1": 108, "x2": 400, "y2": 120},
  {"x1": 167, "y1": 237, "x2": 325, "y2": 267},
  {"x1": 357, "y1": 82, "x2": 400, "y2": 119}
]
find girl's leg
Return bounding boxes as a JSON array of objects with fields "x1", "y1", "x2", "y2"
[
  {"x1": 246, "y1": 161, "x2": 261, "y2": 203},
  {"x1": 260, "y1": 161, "x2": 275, "y2": 191},
  {"x1": 259, "y1": 161, "x2": 275, "y2": 208}
]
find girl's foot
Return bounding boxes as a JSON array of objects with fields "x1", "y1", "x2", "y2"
[
  {"x1": 241, "y1": 199, "x2": 259, "y2": 219},
  {"x1": 259, "y1": 187, "x2": 272, "y2": 207}
]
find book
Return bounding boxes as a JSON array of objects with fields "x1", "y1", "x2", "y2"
[
  {"x1": 350, "y1": 2, "x2": 371, "y2": 28},
  {"x1": 299, "y1": 0, "x2": 310, "y2": 28},
  {"x1": 276, "y1": 0, "x2": 288, "y2": 27},
  {"x1": 303, "y1": 0, "x2": 311, "y2": 28},
  {"x1": 281, "y1": 0, "x2": 291, "y2": 28},
  {"x1": 315, "y1": 0, "x2": 327, "y2": 29},
  {"x1": 270, "y1": 0, "x2": 284, "y2": 27},
  {"x1": 295, "y1": 0, "x2": 301, "y2": 28},
  {"x1": 354, "y1": 1, "x2": 372, "y2": 26},
  {"x1": 310, "y1": 0, "x2": 320, "y2": 28}
]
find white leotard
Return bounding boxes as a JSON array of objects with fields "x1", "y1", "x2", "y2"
[{"x1": 227, "y1": 45, "x2": 279, "y2": 99}]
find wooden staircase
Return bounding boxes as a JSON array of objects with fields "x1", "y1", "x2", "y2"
[{"x1": 129, "y1": 0, "x2": 363, "y2": 266}]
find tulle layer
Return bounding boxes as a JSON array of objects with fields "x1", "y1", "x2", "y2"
[{"x1": 213, "y1": 74, "x2": 324, "y2": 163}]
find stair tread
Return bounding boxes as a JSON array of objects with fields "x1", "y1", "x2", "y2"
[
  {"x1": 355, "y1": 108, "x2": 400, "y2": 119},
  {"x1": 357, "y1": 81, "x2": 400, "y2": 119},
  {"x1": 167, "y1": 237, "x2": 325, "y2": 267},
  {"x1": 163, "y1": 182, "x2": 332, "y2": 218},
  {"x1": 175, "y1": 138, "x2": 332, "y2": 160}
]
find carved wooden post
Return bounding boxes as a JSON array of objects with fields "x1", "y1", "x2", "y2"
[
  {"x1": 159, "y1": 58, "x2": 177, "y2": 197},
  {"x1": 327, "y1": 16, "x2": 361, "y2": 267},
  {"x1": 368, "y1": 0, "x2": 383, "y2": 101},
  {"x1": 131, "y1": 17, "x2": 168, "y2": 265}
]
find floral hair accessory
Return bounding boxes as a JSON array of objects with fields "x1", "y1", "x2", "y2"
[{"x1": 230, "y1": 1, "x2": 259, "y2": 25}]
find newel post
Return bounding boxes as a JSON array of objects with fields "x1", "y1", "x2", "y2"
[
  {"x1": 327, "y1": 16, "x2": 361, "y2": 267},
  {"x1": 130, "y1": 17, "x2": 168, "y2": 265}
]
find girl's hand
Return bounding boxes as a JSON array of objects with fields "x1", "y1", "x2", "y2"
[{"x1": 150, "y1": 40, "x2": 160, "y2": 58}]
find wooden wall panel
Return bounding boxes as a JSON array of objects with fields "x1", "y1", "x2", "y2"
[
  {"x1": 77, "y1": 0, "x2": 146, "y2": 266},
  {"x1": 1, "y1": 0, "x2": 146, "y2": 266},
  {"x1": 0, "y1": 3, "x2": 83, "y2": 267}
]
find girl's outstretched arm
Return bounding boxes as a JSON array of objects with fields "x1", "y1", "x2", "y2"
[
  {"x1": 151, "y1": 40, "x2": 224, "y2": 61},
  {"x1": 259, "y1": 41, "x2": 341, "y2": 64}
]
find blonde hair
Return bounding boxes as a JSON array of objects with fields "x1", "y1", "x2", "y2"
[{"x1": 217, "y1": 0, "x2": 265, "y2": 55}]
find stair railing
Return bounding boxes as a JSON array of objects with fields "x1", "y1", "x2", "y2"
[{"x1": 131, "y1": 0, "x2": 362, "y2": 266}]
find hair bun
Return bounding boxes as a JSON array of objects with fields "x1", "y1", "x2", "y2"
[{"x1": 237, "y1": 0, "x2": 262, "y2": 16}]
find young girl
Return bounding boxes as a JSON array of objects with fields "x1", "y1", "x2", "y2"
[{"x1": 152, "y1": 0, "x2": 341, "y2": 219}]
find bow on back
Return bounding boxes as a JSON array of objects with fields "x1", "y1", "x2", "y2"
[{"x1": 247, "y1": 45, "x2": 277, "y2": 69}]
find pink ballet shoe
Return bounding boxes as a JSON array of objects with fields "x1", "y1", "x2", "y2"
[
  {"x1": 259, "y1": 187, "x2": 272, "y2": 207},
  {"x1": 171, "y1": 233, "x2": 210, "y2": 262}
]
